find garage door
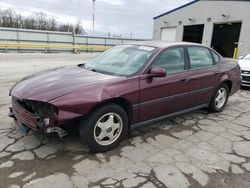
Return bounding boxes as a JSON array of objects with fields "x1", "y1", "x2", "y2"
[{"x1": 161, "y1": 27, "x2": 177, "y2": 41}]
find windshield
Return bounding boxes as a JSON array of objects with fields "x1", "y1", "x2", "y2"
[
  {"x1": 84, "y1": 45, "x2": 156, "y2": 76},
  {"x1": 243, "y1": 54, "x2": 250, "y2": 60}
]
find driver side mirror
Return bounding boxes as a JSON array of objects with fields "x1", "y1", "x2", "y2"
[{"x1": 148, "y1": 67, "x2": 166, "y2": 78}]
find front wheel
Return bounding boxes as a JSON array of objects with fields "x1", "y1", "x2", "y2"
[
  {"x1": 208, "y1": 84, "x2": 229, "y2": 112},
  {"x1": 79, "y1": 103, "x2": 128, "y2": 153}
]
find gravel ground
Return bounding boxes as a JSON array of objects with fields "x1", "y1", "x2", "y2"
[{"x1": 1, "y1": 53, "x2": 250, "y2": 188}]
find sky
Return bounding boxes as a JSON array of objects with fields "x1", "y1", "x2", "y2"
[{"x1": 0, "y1": 0, "x2": 192, "y2": 39}]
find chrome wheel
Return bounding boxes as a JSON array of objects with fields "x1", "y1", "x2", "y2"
[
  {"x1": 94, "y1": 113, "x2": 123, "y2": 146},
  {"x1": 215, "y1": 88, "x2": 227, "y2": 109}
]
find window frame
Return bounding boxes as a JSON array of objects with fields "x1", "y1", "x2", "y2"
[
  {"x1": 185, "y1": 45, "x2": 217, "y2": 70},
  {"x1": 210, "y1": 48, "x2": 221, "y2": 64},
  {"x1": 147, "y1": 46, "x2": 188, "y2": 75}
]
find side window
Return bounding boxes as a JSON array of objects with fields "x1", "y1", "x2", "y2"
[
  {"x1": 211, "y1": 50, "x2": 220, "y2": 64},
  {"x1": 187, "y1": 47, "x2": 214, "y2": 69},
  {"x1": 152, "y1": 48, "x2": 185, "y2": 75}
]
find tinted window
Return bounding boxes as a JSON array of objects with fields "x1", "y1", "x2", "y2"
[
  {"x1": 187, "y1": 47, "x2": 214, "y2": 69},
  {"x1": 211, "y1": 50, "x2": 220, "y2": 64},
  {"x1": 153, "y1": 48, "x2": 185, "y2": 74}
]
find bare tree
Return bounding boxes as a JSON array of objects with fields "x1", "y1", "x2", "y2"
[
  {"x1": 49, "y1": 18, "x2": 57, "y2": 31},
  {"x1": 74, "y1": 20, "x2": 86, "y2": 35},
  {"x1": 1, "y1": 9, "x2": 15, "y2": 27},
  {"x1": 23, "y1": 17, "x2": 36, "y2": 29},
  {"x1": 35, "y1": 12, "x2": 48, "y2": 30},
  {"x1": 58, "y1": 23, "x2": 72, "y2": 32},
  {"x1": 0, "y1": 8, "x2": 86, "y2": 34},
  {"x1": 15, "y1": 14, "x2": 23, "y2": 28}
]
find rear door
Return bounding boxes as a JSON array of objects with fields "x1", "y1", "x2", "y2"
[
  {"x1": 139, "y1": 47, "x2": 189, "y2": 122},
  {"x1": 186, "y1": 46, "x2": 220, "y2": 108}
]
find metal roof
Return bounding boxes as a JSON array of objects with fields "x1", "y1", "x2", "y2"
[
  {"x1": 153, "y1": 0, "x2": 250, "y2": 20},
  {"x1": 153, "y1": 0, "x2": 199, "y2": 20}
]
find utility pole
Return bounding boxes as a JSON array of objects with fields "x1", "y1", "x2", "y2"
[{"x1": 92, "y1": 0, "x2": 96, "y2": 33}]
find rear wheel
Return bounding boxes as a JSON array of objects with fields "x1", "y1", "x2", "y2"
[
  {"x1": 79, "y1": 103, "x2": 128, "y2": 152},
  {"x1": 208, "y1": 84, "x2": 229, "y2": 112}
]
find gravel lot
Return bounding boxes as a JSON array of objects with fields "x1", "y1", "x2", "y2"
[{"x1": 1, "y1": 53, "x2": 250, "y2": 188}]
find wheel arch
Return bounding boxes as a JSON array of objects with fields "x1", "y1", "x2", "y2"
[
  {"x1": 219, "y1": 73, "x2": 232, "y2": 94},
  {"x1": 88, "y1": 97, "x2": 133, "y2": 125},
  {"x1": 221, "y1": 80, "x2": 232, "y2": 94}
]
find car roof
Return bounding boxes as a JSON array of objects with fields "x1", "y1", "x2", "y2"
[{"x1": 124, "y1": 40, "x2": 208, "y2": 49}]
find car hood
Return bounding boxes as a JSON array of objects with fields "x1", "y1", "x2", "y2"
[
  {"x1": 238, "y1": 59, "x2": 250, "y2": 70},
  {"x1": 11, "y1": 65, "x2": 120, "y2": 102}
]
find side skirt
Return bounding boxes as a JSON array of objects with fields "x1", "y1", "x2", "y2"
[{"x1": 130, "y1": 104, "x2": 208, "y2": 130}]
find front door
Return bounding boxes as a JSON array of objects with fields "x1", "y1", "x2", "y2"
[{"x1": 139, "y1": 47, "x2": 189, "y2": 122}]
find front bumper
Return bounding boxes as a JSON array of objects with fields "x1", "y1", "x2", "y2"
[
  {"x1": 241, "y1": 70, "x2": 250, "y2": 87},
  {"x1": 9, "y1": 97, "x2": 68, "y2": 137},
  {"x1": 9, "y1": 101, "x2": 43, "y2": 132}
]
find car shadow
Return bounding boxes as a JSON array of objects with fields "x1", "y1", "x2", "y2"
[{"x1": 30, "y1": 108, "x2": 209, "y2": 156}]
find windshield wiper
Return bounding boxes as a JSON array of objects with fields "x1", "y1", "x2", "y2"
[
  {"x1": 85, "y1": 66, "x2": 99, "y2": 73},
  {"x1": 78, "y1": 63, "x2": 86, "y2": 68},
  {"x1": 78, "y1": 64, "x2": 98, "y2": 73},
  {"x1": 89, "y1": 68, "x2": 97, "y2": 72}
]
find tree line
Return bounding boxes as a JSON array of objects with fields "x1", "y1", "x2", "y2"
[{"x1": 0, "y1": 9, "x2": 86, "y2": 34}]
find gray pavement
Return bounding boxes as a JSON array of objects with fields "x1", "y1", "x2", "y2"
[{"x1": 1, "y1": 53, "x2": 250, "y2": 188}]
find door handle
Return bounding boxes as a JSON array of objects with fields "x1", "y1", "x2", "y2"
[
  {"x1": 180, "y1": 77, "x2": 188, "y2": 82},
  {"x1": 140, "y1": 75, "x2": 149, "y2": 80},
  {"x1": 214, "y1": 72, "x2": 220, "y2": 75}
]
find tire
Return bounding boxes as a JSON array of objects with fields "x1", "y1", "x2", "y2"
[
  {"x1": 79, "y1": 103, "x2": 128, "y2": 153},
  {"x1": 208, "y1": 83, "x2": 229, "y2": 113}
]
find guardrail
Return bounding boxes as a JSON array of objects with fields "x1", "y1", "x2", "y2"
[
  {"x1": 0, "y1": 27, "x2": 146, "y2": 53},
  {"x1": 0, "y1": 43, "x2": 110, "y2": 51}
]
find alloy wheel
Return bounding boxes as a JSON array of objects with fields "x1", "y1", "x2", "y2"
[
  {"x1": 93, "y1": 113, "x2": 123, "y2": 146},
  {"x1": 215, "y1": 88, "x2": 227, "y2": 109}
]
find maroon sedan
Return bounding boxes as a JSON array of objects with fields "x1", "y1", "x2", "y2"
[{"x1": 9, "y1": 41, "x2": 241, "y2": 152}]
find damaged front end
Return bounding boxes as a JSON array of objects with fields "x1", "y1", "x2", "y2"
[{"x1": 9, "y1": 97, "x2": 68, "y2": 138}]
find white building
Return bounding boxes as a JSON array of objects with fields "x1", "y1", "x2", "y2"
[{"x1": 153, "y1": 0, "x2": 250, "y2": 58}]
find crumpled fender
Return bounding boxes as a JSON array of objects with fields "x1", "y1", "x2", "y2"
[
  {"x1": 49, "y1": 77, "x2": 139, "y2": 123},
  {"x1": 49, "y1": 85, "x2": 108, "y2": 121}
]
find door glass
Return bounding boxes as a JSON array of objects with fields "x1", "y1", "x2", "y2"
[
  {"x1": 211, "y1": 50, "x2": 220, "y2": 64},
  {"x1": 153, "y1": 48, "x2": 185, "y2": 75},
  {"x1": 187, "y1": 47, "x2": 214, "y2": 69}
]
